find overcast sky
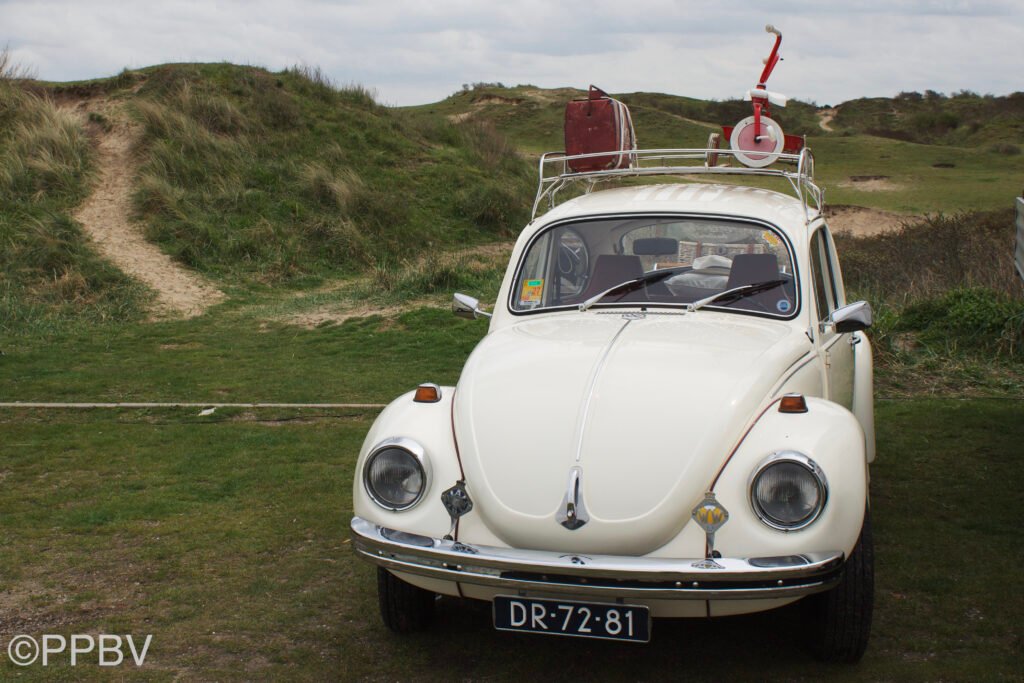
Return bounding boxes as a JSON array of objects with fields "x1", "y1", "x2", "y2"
[{"x1": 2, "y1": 0, "x2": 1022, "y2": 106}]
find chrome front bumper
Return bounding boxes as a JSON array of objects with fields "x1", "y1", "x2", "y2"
[{"x1": 350, "y1": 517, "x2": 844, "y2": 600}]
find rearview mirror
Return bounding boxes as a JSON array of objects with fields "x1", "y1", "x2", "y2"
[
  {"x1": 453, "y1": 293, "x2": 492, "y2": 320},
  {"x1": 830, "y1": 300, "x2": 873, "y2": 333}
]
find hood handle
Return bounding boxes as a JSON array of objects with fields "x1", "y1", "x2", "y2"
[{"x1": 556, "y1": 467, "x2": 590, "y2": 531}]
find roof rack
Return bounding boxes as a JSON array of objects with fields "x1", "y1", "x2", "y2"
[{"x1": 532, "y1": 146, "x2": 823, "y2": 222}]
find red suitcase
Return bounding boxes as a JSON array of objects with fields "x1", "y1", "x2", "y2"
[{"x1": 564, "y1": 85, "x2": 637, "y2": 172}]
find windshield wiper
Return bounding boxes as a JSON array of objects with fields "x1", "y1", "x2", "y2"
[
  {"x1": 578, "y1": 269, "x2": 680, "y2": 312},
  {"x1": 687, "y1": 279, "x2": 786, "y2": 313}
]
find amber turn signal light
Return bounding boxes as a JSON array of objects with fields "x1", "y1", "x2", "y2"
[
  {"x1": 778, "y1": 393, "x2": 808, "y2": 414},
  {"x1": 413, "y1": 383, "x2": 442, "y2": 403}
]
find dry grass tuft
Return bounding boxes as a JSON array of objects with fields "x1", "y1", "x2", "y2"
[
  {"x1": 284, "y1": 64, "x2": 378, "y2": 109},
  {"x1": 0, "y1": 46, "x2": 35, "y2": 81},
  {"x1": 0, "y1": 82, "x2": 91, "y2": 201},
  {"x1": 176, "y1": 82, "x2": 249, "y2": 135},
  {"x1": 460, "y1": 119, "x2": 518, "y2": 171},
  {"x1": 299, "y1": 162, "x2": 364, "y2": 212}
]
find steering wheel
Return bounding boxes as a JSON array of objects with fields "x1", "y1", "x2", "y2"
[{"x1": 558, "y1": 243, "x2": 587, "y2": 288}]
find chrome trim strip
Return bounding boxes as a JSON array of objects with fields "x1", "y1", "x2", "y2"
[
  {"x1": 770, "y1": 350, "x2": 819, "y2": 393},
  {"x1": 351, "y1": 517, "x2": 844, "y2": 601},
  {"x1": 573, "y1": 319, "x2": 632, "y2": 463}
]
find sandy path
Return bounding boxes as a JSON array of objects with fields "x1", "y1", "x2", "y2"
[
  {"x1": 826, "y1": 205, "x2": 907, "y2": 236},
  {"x1": 817, "y1": 108, "x2": 837, "y2": 132},
  {"x1": 67, "y1": 98, "x2": 224, "y2": 318}
]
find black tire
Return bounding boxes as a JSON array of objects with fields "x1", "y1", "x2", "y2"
[
  {"x1": 377, "y1": 568, "x2": 436, "y2": 633},
  {"x1": 807, "y1": 508, "x2": 875, "y2": 663}
]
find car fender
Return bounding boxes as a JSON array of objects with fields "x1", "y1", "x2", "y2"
[
  {"x1": 709, "y1": 396, "x2": 867, "y2": 560},
  {"x1": 353, "y1": 388, "x2": 463, "y2": 538}
]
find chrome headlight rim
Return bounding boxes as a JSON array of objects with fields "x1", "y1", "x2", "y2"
[
  {"x1": 748, "y1": 451, "x2": 829, "y2": 532},
  {"x1": 363, "y1": 437, "x2": 431, "y2": 511}
]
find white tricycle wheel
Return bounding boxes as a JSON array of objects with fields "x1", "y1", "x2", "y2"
[{"x1": 730, "y1": 115, "x2": 785, "y2": 168}]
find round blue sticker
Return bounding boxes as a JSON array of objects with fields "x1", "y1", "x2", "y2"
[{"x1": 776, "y1": 299, "x2": 792, "y2": 313}]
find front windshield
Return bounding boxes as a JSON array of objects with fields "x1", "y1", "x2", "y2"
[{"x1": 510, "y1": 216, "x2": 798, "y2": 317}]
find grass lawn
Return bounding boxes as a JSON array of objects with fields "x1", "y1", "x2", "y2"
[
  {"x1": 0, "y1": 307, "x2": 481, "y2": 405},
  {"x1": 1, "y1": 303, "x2": 1022, "y2": 680},
  {"x1": 809, "y1": 135, "x2": 1024, "y2": 214}
]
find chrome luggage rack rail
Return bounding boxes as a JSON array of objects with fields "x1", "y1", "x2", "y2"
[{"x1": 532, "y1": 147, "x2": 823, "y2": 221}]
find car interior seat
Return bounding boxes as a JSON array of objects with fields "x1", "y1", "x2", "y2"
[
  {"x1": 724, "y1": 253, "x2": 785, "y2": 311},
  {"x1": 578, "y1": 255, "x2": 644, "y2": 302}
]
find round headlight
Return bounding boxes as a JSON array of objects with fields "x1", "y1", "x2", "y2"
[
  {"x1": 363, "y1": 439, "x2": 428, "y2": 511},
  {"x1": 750, "y1": 452, "x2": 828, "y2": 531}
]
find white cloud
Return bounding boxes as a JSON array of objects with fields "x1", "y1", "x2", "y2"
[{"x1": 1, "y1": 0, "x2": 1021, "y2": 105}]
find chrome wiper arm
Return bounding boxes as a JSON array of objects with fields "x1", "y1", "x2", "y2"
[
  {"x1": 687, "y1": 279, "x2": 786, "y2": 313},
  {"x1": 578, "y1": 269, "x2": 679, "y2": 312}
]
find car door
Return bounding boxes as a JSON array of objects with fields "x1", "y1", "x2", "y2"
[{"x1": 809, "y1": 225, "x2": 854, "y2": 408}]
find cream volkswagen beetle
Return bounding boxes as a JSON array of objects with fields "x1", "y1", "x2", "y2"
[{"x1": 350, "y1": 146, "x2": 875, "y2": 662}]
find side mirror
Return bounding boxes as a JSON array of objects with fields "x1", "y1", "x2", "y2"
[
  {"x1": 830, "y1": 300, "x2": 873, "y2": 333},
  {"x1": 452, "y1": 293, "x2": 492, "y2": 320}
]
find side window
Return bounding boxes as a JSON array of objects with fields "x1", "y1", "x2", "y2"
[
  {"x1": 822, "y1": 226, "x2": 846, "y2": 308},
  {"x1": 809, "y1": 229, "x2": 836, "y2": 325},
  {"x1": 514, "y1": 232, "x2": 551, "y2": 309}
]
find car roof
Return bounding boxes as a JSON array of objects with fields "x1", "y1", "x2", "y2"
[{"x1": 530, "y1": 183, "x2": 815, "y2": 241}]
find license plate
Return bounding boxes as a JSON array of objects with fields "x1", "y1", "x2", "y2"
[{"x1": 493, "y1": 596, "x2": 650, "y2": 643}]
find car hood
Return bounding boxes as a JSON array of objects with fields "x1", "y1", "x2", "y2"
[{"x1": 453, "y1": 312, "x2": 813, "y2": 555}]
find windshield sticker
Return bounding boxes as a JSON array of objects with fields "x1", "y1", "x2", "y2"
[
  {"x1": 520, "y1": 279, "x2": 544, "y2": 303},
  {"x1": 762, "y1": 231, "x2": 781, "y2": 247},
  {"x1": 776, "y1": 298, "x2": 792, "y2": 313}
]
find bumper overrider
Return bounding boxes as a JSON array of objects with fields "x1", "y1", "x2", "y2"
[{"x1": 351, "y1": 517, "x2": 844, "y2": 600}]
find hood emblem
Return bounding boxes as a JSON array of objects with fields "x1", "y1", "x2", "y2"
[
  {"x1": 441, "y1": 480, "x2": 473, "y2": 540},
  {"x1": 691, "y1": 492, "x2": 729, "y2": 569},
  {"x1": 556, "y1": 466, "x2": 590, "y2": 530}
]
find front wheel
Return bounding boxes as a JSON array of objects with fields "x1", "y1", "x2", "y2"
[
  {"x1": 806, "y1": 508, "x2": 875, "y2": 662},
  {"x1": 377, "y1": 568, "x2": 436, "y2": 633}
]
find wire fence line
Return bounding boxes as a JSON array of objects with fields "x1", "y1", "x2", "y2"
[{"x1": 1, "y1": 398, "x2": 1018, "y2": 411}]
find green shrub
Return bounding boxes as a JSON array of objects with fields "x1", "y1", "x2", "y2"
[
  {"x1": 834, "y1": 209, "x2": 1019, "y2": 301},
  {"x1": 899, "y1": 288, "x2": 1024, "y2": 356},
  {"x1": 989, "y1": 142, "x2": 1021, "y2": 155},
  {"x1": 838, "y1": 210, "x2": 1024, "y2": 361},
  {"x1": 457, "y1": 181, "x2": 524, "y2": 235},
  {"x1": 908, "y1": 111, "x2": 960, "y2": 138}
]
